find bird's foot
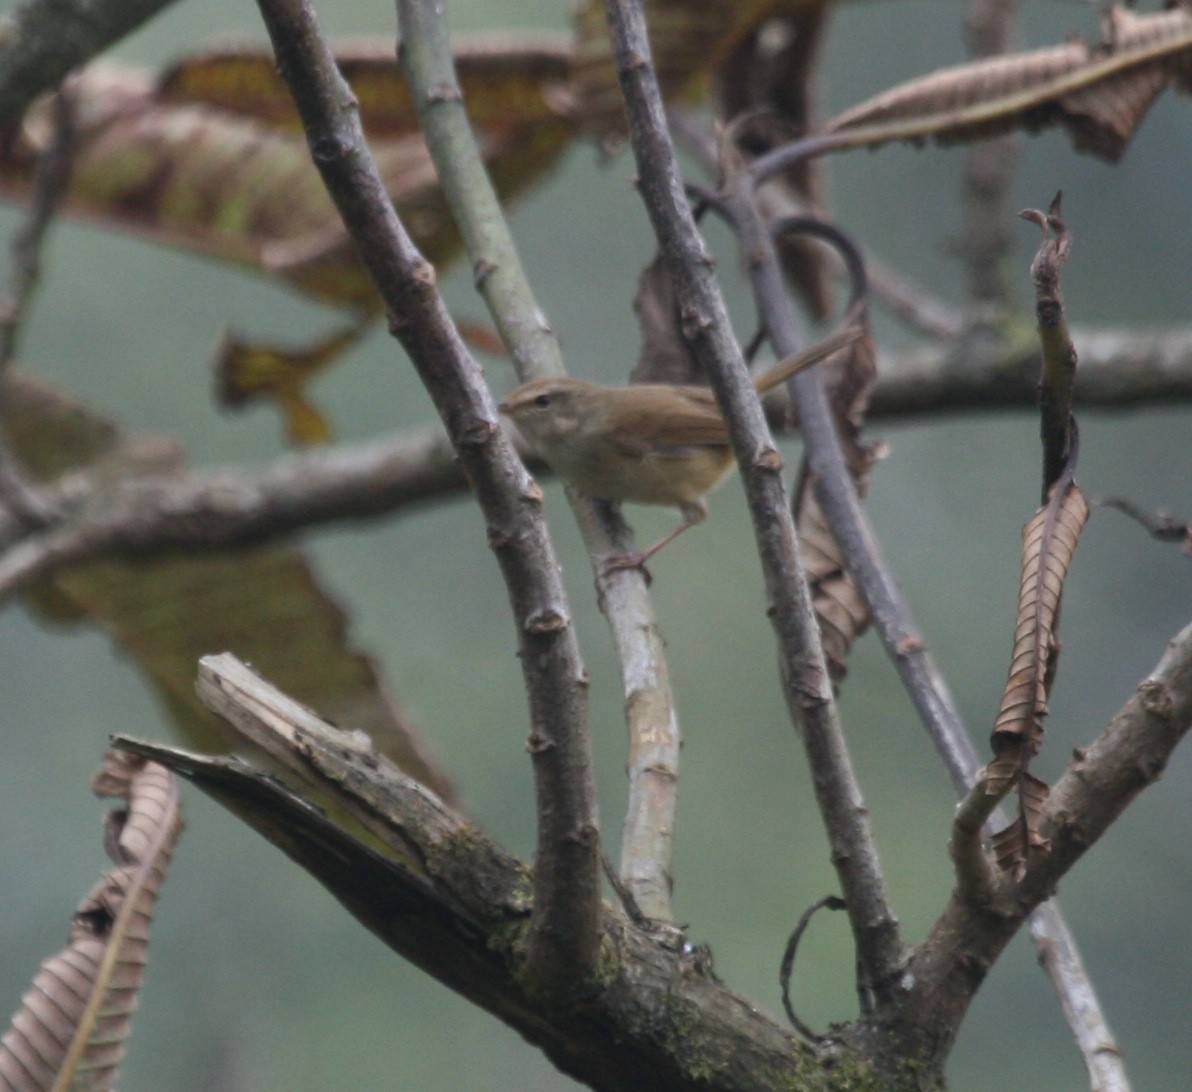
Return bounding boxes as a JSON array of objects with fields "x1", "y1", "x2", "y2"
[{"x1": 598, "y1": 551, "x2": 654, "y2": 585}]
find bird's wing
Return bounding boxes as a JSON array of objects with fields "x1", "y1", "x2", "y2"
[{"x1": 605, "y1": 387, "x2": 730, "y2": 458}]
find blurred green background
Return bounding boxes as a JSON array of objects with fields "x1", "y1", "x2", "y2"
[{"x1": 0, "y1": 1, "x2": 1188, "y2": 1089}]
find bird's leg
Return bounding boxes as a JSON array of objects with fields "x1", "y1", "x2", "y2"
[{"x1": 599, "y1": 502, "x2": 707, "y2": 579}]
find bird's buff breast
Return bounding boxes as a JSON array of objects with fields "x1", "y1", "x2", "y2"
[{"x1": 552, "y1": 439, "x2": 734, "y2": 509}]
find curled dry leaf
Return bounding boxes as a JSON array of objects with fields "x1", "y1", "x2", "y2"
[
  {"x1": 796, "y1": 329, "x2": 882, "y2": 681},
  {"x1": 629, "y1": 251, "x2": 705, "y2": 386},
  {"x1": 990, "y1": 474, "x2": 1090, "y2": 768},
  {"x1": 793, "y1": 328, "x2": 880, "y2": 683},
  {"x1": 824, "y1": 5, "x2": 1192, "y2": 161},
  {"x1": 988, "y1": 476, "x2": 1090, "y2": 875},
  {"x1": 0, "y1": 751, "x2": 182, "y2": 1091},
  {"x1": 991, "y1": 771, "x2": 1051, "y2": 882}
]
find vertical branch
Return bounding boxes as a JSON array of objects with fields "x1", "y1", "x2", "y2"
[
  {"x1": 602, "y1": 0, "x2": 906, "y2": 1005},
  {"x1": 394, "y1": 0, "x2": 681, "y2": 925},
  {"x1": 252, "y1": 0, "x2": 599, "y2": 995},
  {"x1": 954, "y1": 0, "x2": 1020, "y2": 308}
]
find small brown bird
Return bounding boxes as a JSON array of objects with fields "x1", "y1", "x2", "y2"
[{"x1": 498, "y1": 326, "x2": 859, "y2": 572}]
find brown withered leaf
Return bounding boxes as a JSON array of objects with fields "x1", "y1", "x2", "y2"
[
  {"x1": 629, "y1": 251, "x2": 704, "y2": 386},
  {"x1": 0, "y1": 38, "x2": 576, "y2": 440},
  {"x1": 991, "y1": 770, "x2": 1051, "y2": 881},
  {"x1": 824, "y1": 6, "x2": 1192, "y2": 161},
  {"x1": 159, "y1": 38, "x2": 576, "y2": 140},
  {"x1": 1, "y1": 38, "x2": 576, "y2": 294},
  {"x1": 794, "y1": 327, "x2": 880, "y2": 683},
  {"x1": 0, "y1": 751, "x2": 182, "y2": 1090},
  {"x1": 3, "y1": 373, "x2": 455, "y2": 800},
  {"x1": 990, "y1": 477, "x2": 1090, "y2": 773},
  {"x1": 986, "y1": 474, "x2": 1088, "y2": 877}
]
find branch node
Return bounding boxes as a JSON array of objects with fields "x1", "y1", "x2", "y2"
[{"x1": 525, "y1": 608, "x2": 569, "y2": 635}]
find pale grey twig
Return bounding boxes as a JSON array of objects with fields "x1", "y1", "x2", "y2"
[{"x1": 395, "y1": 0, "x2": 680, "y2": 926}]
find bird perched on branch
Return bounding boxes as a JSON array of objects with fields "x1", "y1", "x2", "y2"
[{"x1": 499, "y1": 325, "x2": 859, "y2": 572}]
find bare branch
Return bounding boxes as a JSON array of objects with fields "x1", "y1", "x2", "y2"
[
  {"x1": 1031, "y1": 909, "x2": 1129, "y2": 1092},
  {"x1": 0, "y1": 422, "x2": 463, "y2": 600},
  {"x1": 864, "y1": 254, "x2": 964, "y2": 340},
  {"x1": 0, "y1": 0, "x2": 178, "y2": 127},
  {"x1": 898, "y1": 622, "x2": 1192, "y2": 1074},
  {"x1": 950, "y1": 767, "x2": 1007, "y2": 906},
  {"x1": 602, "y1": 0, "x2": 905, "y2": 1006},
  {"x1": 251, "y1": 0, "x2": 599, "y2": 994},
  {"x1": 0, "y1": 320, "x2": 1186, "y2": 601},
  {"x1": 953, "y1": 0, "x2": 1020, "y2": 307},
  {"x1": 871, "y1": 325, "x2": 1192, "y2": 420},
  {"x1": 1097, "y1": 496, "x2": 1191, "y2": 554},
  {"x1": 116, "y1": 661, "x2": 822, "y2": 1092},
  {"x1": 394, "y1": 0, "x2": 680, "y2": 925},
  {"x1": 1027, "y1": 622, "x2": 1192, "y2": 898}
]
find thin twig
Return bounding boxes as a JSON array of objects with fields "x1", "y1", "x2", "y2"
[
  {"x1": 252, "y1": 0, "x2": 599, "y2": 995},
  {"x1": 1022, "y1": 195, "x2": 1076, "y2": 499},
  {"x1": 603, "y1": 0, "x2": 906, "y2": 1006},
  {"x1": 864, "y1": 254, "x2": 964, "y2": 340},
  {"x1": 950, "y1": 768, "x2": 1009, "y2": 906},
  {"x1": 395, "y1": 0, "x2": 681, "y2": 925},
  {"x1": 1097, "y1": 497, "x2": 1190, "y2": 552},
  {"x1": 779, "y1": 894, "x2": 847, "y2": 1043},
  {"x1": 0, "y1": 88, "x2": 75, "y2": 528},
  {"x1": 725, "y1": 111, "x2": 1121, "y2": 1065},
  {"x1": 668, "y1": 107, "x2": 963, "y2": 339}
]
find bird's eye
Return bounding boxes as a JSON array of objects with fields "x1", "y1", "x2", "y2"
[{"x1": 533, "y1": 394, "x2": 551, "y2": 408}]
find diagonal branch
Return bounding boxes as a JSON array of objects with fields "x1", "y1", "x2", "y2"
[
  {"x1": 0, "y1": 0, "x2": 179, "y2": 127},
  {"x1": 899, "y1": 621, "x2": 1192, "y2": 1076},
  {"x1": 114, "y1": 655, "x2": 822, "y2": 1092},
  {"x1": 394, "y1": 0, "x2": 681, "y2": 926},
  {"x1": 251, "y1": 0, "x2": 599, "y2": 996},
  {"x1": 602, "y1": 0, "x2": 905, "y2": 1007},
  {"x1": 723, "y1": 110, "x2": 1128, "y2": 1069}
]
